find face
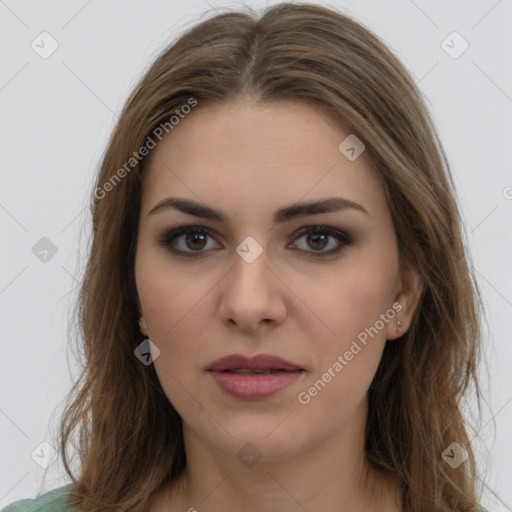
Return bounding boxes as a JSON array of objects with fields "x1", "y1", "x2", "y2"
[{"x1": 135, "y1": 99, "x2": 421, "y2": 462}]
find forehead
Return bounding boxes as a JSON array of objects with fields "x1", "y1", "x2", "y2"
[
  {"x1": 141, "y1": 99, "x2": 386, "y2": 219},
  {"x1": 147, "y1": 99, "x2": 355, "y2": 164}
]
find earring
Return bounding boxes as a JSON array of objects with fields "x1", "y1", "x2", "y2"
[
  {"x1": 139, "y1": 317, "x2": 148, "y2": 335},
  {"x1": 396, "y1": 320, "x2": 403, "y2": 333}
]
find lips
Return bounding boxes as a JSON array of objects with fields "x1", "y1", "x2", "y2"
[
  {"x1": 207, "y1": 354, "x2": 305, "y2": 399},
  {"x1": 207, "y1": 354, "x2": 303, "y2": 372}
]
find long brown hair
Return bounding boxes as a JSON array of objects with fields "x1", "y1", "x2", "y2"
[{"x1": 56, "y1": 3, "x2": 486, "y2": 510}]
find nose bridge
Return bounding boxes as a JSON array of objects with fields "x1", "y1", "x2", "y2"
[
  {"x1": 229, "y1": 239, "x2": 272, "y2": 299},
  {"x1": 218, "y1": 239, "x2": 286, "y2": 331}
]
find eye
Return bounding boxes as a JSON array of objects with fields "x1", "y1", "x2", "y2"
[
  {"x1": 158, "y1": 224, "x2": 352, "y2": 258},
  {"x1": 288, "y1": 225, "x2": 352, "y2": 258},
  {"x1": 157, "y1": 226, "x2": 221, "y2": 256}
]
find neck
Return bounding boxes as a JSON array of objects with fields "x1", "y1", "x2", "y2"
[{"x1": 155, "y1": 412, "x2": 402, "y2": 512}]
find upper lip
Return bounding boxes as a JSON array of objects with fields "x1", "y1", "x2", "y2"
[{"x1": 207, "y1": 354, "x2": 303, "y2": 372}]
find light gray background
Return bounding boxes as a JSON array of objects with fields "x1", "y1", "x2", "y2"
[{"x1": 1, "y1": 0, "x2": 511, "y2": 510}]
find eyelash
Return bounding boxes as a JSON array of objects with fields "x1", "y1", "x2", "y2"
[{"x1": 157, "y1": 225, "x2": 352, "y2": 259}]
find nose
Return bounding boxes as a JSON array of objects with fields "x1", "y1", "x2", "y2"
[{"x1": 217, "y1": 245, "x2": 287, "y2": 335}]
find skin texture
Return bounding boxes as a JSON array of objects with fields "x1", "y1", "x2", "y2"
[{"x1": 135, "y1": 99, "x2": 423, "y2": 512}]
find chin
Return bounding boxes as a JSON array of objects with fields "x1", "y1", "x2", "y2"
[{"x1": 197, "y1": 418, "x2": 312, "y2": 464}]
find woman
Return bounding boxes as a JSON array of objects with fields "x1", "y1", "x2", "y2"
[{"x1": 2, "y1": 2, "x2": 487, "y2": 511}]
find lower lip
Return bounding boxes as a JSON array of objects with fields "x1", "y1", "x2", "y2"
[{"x1": 209, "y1": 370, "x2": 304, "y2": 399}]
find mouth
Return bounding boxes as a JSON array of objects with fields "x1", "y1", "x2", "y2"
[{"x1": 207, "y1": 354, "x2": 305, "y2": 399}]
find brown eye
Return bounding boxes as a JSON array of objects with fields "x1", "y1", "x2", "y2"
[
  {"x1": 158, "y1": 226, "x2": 221, "y2": 256},
  {"x1": 290, "y1": 226, "x2": 352, "y2": 258},
  {"x1": 158, "y1": 224, "x2": 351, "y2": 259},
  {"x1": 183, "y1": 232, "x2": 208, "y2": 251}
]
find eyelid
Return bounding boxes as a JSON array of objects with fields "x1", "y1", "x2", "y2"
[{"x1": 158, "y1": 225, "x2": 222, "y2": 249}]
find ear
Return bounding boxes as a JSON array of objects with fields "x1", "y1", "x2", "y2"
[
  {"x1": 137, "y1": 300, "x2": 149, "y2": 337},
  {"x1": 386, "y1": 261, "x2": 424, "y2": 341}
]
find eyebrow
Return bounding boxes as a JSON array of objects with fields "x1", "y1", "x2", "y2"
[{"x1": 148, "y1": 196, "x2": 369, "y2": 224}]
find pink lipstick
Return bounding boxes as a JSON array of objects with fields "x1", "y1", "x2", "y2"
[{"x1": 207, "y1": 354, "x2": 305, "y2": 399}]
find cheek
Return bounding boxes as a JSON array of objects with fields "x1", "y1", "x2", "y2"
[
  {"x1": 300, "y1": 253, "x2": 397, "y2": 413},
  {"x1": 136, "y1": 250, "x2": 210, "y2": 339},
  {"x1": 137, "y1": 266, "x2": 215, "y2": 413},
  {"x1": 311, "y1": 258, "x2": 397, "y2": 347},
  {"x1": 297, "y1": 274, "x2": 393, "y2": 426},
  {"x1": 135, "y1": 256, "x2": 214, "y2": 391}
]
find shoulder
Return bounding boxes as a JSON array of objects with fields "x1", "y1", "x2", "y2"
[{"x1": 1, "y1": 485, "x2": 76, "y2": 512}]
